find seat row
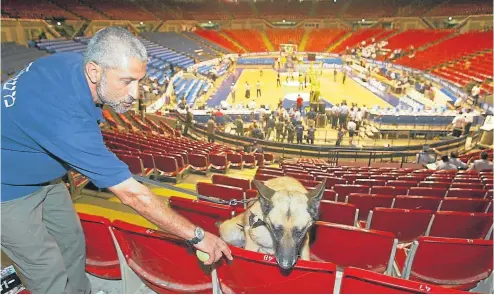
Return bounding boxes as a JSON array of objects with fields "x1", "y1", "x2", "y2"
[{"x1": 79, "y1": 198, "x2": 492, "y2": 293}]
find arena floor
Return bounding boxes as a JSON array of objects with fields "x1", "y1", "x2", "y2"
[{"x1": 224, "y1": 68, "x2": 392, "y2": 110}]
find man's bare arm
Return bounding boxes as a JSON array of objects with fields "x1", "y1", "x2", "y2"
[{"x1": 109, "y1": 177, "x2": 232, "y2": 264}]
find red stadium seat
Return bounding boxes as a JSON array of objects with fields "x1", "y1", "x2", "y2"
[
  {"x1": 354, "y1": 179, "x2": 387, "y2": 187},
  {"x1": 340, "y1": 267, "x2": 470, "y2": 294},
  {"x1": 78, "y1": 213, "x2": 121, "y2": 279},
  {"x1": 408, "y1": 187, "x2": 447, "y2": 198},
  {"x1": 450, "y1": 183, "x2": 484, "y2": 189},
  {"x1": 446, "y1": 188, "x2": 487, "y2": 199},
  {"x1": 210, "y1": 154, "x2": 231, "y2": 173},
  {"x1": 323, "y1": 189, "x2": 337, "y2": 201},
  {"x1": 387, "y1": 180, "x2": 418, "y2": 188},
  {"x1": 254, "y1": 153, "x2": 264, "y2": 167},
  {"x1": 393, "y1": 195, "x2": 441, "y2": 211},
  {"x1": 243, "y1": 154, "x2": 257, "y2": 168},
  {"x1": 257, "y1": 168, "x2": 284, "y2": 177},
  {"x1": 311, "y1": 222, "x2": 397, "y2": 274},
  {"x1": 345, "y1": 193, "x2": 394, "y2": 221},
  {"x1": 154, "y1": 155, "x2": 187, "y2": 182},
  {"x1": 254, "y1": 173, "x2": 278, "y2": 181},
  {"x1": 370, "y1": 186, "x2": 406, "y2": 196},
  {"x1": 367, "y1": 208, "x2": 433, "y2": 243},
  {"x1": 400, "y1": 236, "x2": 493, "y2": 290},
  {"x1": 334, "y1": 184, "x2": 370, "y2": 202},
  {"x1": 112, "y1": 220, "x2": 213, "y2": 293},
  {"x1": 197, "y1": 182, "x2": 245, "y2": 206},
  {"x1": 285, "y1": 172, "x2": 315, "y2": 181},
  {"x1": 418, "y1": 181, "x2": 451, "y2": 189},
  {"x1": 439, "y1": 198, "x2": 490, "y2": 213},
  {"x1": 139, "y1": 153, "x2": 156, "y2": 177},
  {"x1": 216, "y1": 246, "x2": 337, "y2": 294},
  {"x1": 318, "y1": 176, "x2": 347, "y2": 189},
  {"x1": 319, "y1": 200, "x2": 358, "y2": 226},
  {"x1": 212, "y1": 175, "x2": 251, "y2": 191},
  {"x1": 426, "y1": 211, "x2": 493, "y2": 239},
  {"x1": 187, "y1": 153, "x2": 211, "y2": 175},
  {"x1": 226, "y1": 153, "x2": 244, "y2": 170},
  {"x1": 117, "y1": 154, "x2": 144, "y2": 176}
]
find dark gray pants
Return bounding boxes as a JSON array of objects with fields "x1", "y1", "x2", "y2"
[{"x1": 1, "y1": 182, "x2": 90, "y2": 294}]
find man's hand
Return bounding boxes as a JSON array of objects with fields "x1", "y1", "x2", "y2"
[{"x1": 195, "y1": 232, "x2": 233, "y2": 265}]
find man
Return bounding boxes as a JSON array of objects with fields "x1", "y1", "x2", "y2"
[
  {"x1": 355, "y1": 108, "x2": 363, "y2": 130},
  {"x1": 307, "y1": 125, "x2": 316, "y2": 145},
  {"x1": 286, "y1": 121, "x2": 295, "y2": 143},
  {"x1": 275, "y1": 118, "x2": 284, "y2": 142},
  {"x1": 298, "y1": 73, "x2": 303, "y2": 90},
  {"x1": 347, "y1": 120, "x2": 357, "y2": 146},
  {"x1": 307, "y1": 108, "x2": 317, "y2": 129},
  {"x1": 452, "y1": 111, "x2": 465, "y2": 137},
  {"x1": 335, "y1": 127, "x2": 344, "y2": 146},
  {"x1": 184, "y1": 106, "x2": 193, "y2": 136},
  {"x1": 295, "y1": 121, "x2": 304, "y2": 144},
  {"x1": 245, "y1": 82, "x2": 250, "y2": 99},
  {"x1": 296, "y1": 94, "x2": 303, "y2": 112},
  {"x1": 333, "y1": 68, "x2": 337, "y2": 82},
  {"x1": 416, "y1": 145, "x2": 438, "y2": 165},
  {"x1": 230, "y1": 82, "x2": 236, "y2": 103},
  {"x1": 265, "y1": 115, "x2": 275, "y2": 140},
  {"x1": 207, "y1": 116, "x2": 216, "y2": 142},
  {"x1": 471, "y1": 82, "x2": 480, "y2": 106},
  {"x1": 247, "y1": 99, "x2": 256, "y2": 110},
  {"x1": 331, "y1": 104, "x2": 340, "y2": 129},
  {"x1": 342, "y1": 69, "x2": 347, "y2": 84},
  {"x1": 449, "y1": 152, "x2": 468, "y2": 170},
  {"x1": 251, "y1": 141, "x2": 263, "y2": 154},
  {"x1": 463, "y1": 108, "x2": 474, "y2": 136},
  {"x1": 467, "y1": 151, "x2": 493, "y2": 172},
  {"x1": 220, "y1": 99, "x2": 229, "y2": 110},
  {"x1": 1, "y1": 27, "x2": 231, "y2": 294},
  {"x1": 276, "y1": 72, "x2": 281, "y2": 87},
  {"x1": 339, "y1": 102, "x2": 349, "y2": 128},
  {"x1": 435, "y1": 155, "x2": 458, "y2": 171},
  {"x1": 256, "y1": 80, "x2": 261, "y2": 98},
  {"x1": 235, "y1": 117, "x2": 244, "y2": 136}
]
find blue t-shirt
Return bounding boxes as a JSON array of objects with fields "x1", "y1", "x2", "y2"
[{"x1": 1, "y1": 53, "x2": 131, "y2": 202}]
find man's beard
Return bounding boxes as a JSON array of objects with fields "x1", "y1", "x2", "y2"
[{"x1": 97, "y1": 75, "x2": 135, "y2": 114}]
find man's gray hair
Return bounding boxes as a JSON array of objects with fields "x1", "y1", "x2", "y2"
[{"x1": 83, "y1": 26, "x2": 147, "y2": 69}]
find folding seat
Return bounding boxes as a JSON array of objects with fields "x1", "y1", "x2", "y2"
[
  {"x1": 212, "y1": 174, "x2": 251, "y2": 191},
  {"x1": 450, "y1": 183, "x2": 483, "y2": 189},
  {"x1": 438, "y1": 197, "x2": 490, "y2": 213},
  {"x1": 418, "y1": 181, "x2": 450, "y2": 189},
  {"x1": 446, "y1": 188, "x2": 487, "y2": 199},
  {"x1": 400, "y1": 236, "x2": 493, "y2": 290},
  {"x1": 215, "y1": 246, "x2": 337, "y2": 294},
  {"x1": 427, "y1": 176, "x2": 454, "y2": 182},
  {"x1": 319, "y1": 177, "x2": 347, "y2": 189},
  {"x1": 283, "y1": 168, "x2": 307, "y2": 175},
  {"x1": 153, "y1": 155, "x2": 186, "y2": 183},
  {"x1": 341, "y1": 173, "x2": 359, "y2": 184},
  {"x1": 366, "y1": 208, "x2": 433, "y2": 244},
  {"x1": 197, "y1": 182, "x2": 244, "y2": 206},
  {"x1": 297, "y1": 179, "x2": 321, "y2": 189},
  {"x1": 485, "y1": 183, "x2": 494, "y2": 190},
  {"x1": 210, "y1": 154, "x2": 230, "y2": 173},
  {"x1": 333, "y1": 184, "x2": 370, "y2": 202},
  {"x1": 370, "y1": 186, "x2": 405, "y2": 196},
  {"x1": 243, "y1": 154, "x2": 257, "y2": 168},
  {"x1": 340, "y1": 267, "x2": 467, "y2": 294},
  {"x1": 254, "y1": 173, "x2": 277, "y2": 181},
  {"x1": 453, "y1": 178, "x2": 482, "y2": 184},
  {"x1": 78, "y1": 213, "x2": 121, "y2": 279},
  {"x1": 409, "y1": 187, "x2": 447, "y2": 198},
  {"x1": 112, "y1": 220, "x2": 214, "y2": 293},
  {"x1": 260, "y1": 166, "x2": 283, "y2": 172},
  {"x1": 117, "y1": 154, "x2": 144, "y2": 176},
  {"x1": 311, "y1": 222, "x2": 397, "y2": 274},
  {"x1": 345, "y1": 193, "x2": 394, "y2": 221},
  {"x1": 426, "y1": 211, "x2": 493, "y2": 240},
  {"x1": 263, "y1": 153, "x2": 274, "y2": 165},
  {"x1": 254, "y1": 153, "x2": 264, "y2": 167},
  {"x1": 187, "y1": 153, "x2": 211, "y2": 175},
  {"x1": 397, "y1": 176, "x2": 426, "y2": 182},
  {"x1": 323, "y1": 189, "x2": 337, "y2": 201},
  {"x1": 393, "y1": 195, "x2": 441, "y2": 211},
  {"x1": 138, "y1": 153, "x2": 157, "y2": 177},
  {"x1": 387, "y1": 180, "x2": 418, "y2": 188},
  {"x1": 168, "y1": 197, "x2": 236, "y2": 236},
  {"x1": 285, "y1": 172, "x2": 315, "y2": 181},
  {"x1": 354, "y1": 179, "x2": 387, "y2": 187},
  {"x1": 369, "y1": 175, "x2": 397, "y2": 181},
  {"x1": 319, "y1": 200, "x2": 357, "y2": 226},
  {"x1": 257, "y1": 168, "x2": 284, "y2": 177}
]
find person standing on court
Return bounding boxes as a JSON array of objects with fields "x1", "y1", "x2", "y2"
[
  {"x1": 342, "y1": 69, "x2": 347, "y2": 84},
  {"x1": 295, "y1": 121, "x2": 305, "y2": 144},
  {"x1": 256, "y1": 80, "x2": 261, "y2": 98},
  {"x1": 1, "y1": 27, "x2": 232, "y2": 294},
  {"x1": 296, "y1": 94, "x2": 303, "y2": 112},
  {"x1": 276, "y1": 72, "x2": 281, "y2": 87},
  {"x1": 230, "y1": 82, "x2": 236, "y2": 103},
  {"x1": 245, "y1": 82, "x2": 250, "y2": 99},
  {"x1": 334, "y1": 67, "x2": 337, "y2": 82}
]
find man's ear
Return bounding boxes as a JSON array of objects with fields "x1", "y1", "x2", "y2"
[
  {"x1": 306, "y1": 179, "x2": 326, "y2": 220},
  {"x1": 253, "y1": 180, "x2": 275, "y2": 216},
  {"x1": 85, "y1": 61, "x2": 102, "y2": 85}
]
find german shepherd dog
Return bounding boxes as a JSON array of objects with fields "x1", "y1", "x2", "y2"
[{"x1": 219, "y1": 176, "x2": 325, "y2": 270}]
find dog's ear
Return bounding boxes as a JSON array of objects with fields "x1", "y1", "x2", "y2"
[
  {"x1": 253, "y1": 180, "x2": 276, "y2": 215},
  {"x1": 306, "y1": 179, "x2": 326, "y2": 220}
]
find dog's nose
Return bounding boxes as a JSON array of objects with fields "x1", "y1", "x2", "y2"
[{"x1": 278, "y1": 258, "x2": 296, "y2": 270}]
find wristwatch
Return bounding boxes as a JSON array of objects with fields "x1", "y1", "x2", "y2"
[{"x1": 188, "y1": 227, "x2": 205, "y2": 245}]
